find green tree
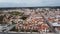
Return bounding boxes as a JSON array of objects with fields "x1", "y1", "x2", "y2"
[
  {"x1": 20, "y1": 16, "x2": 27, "y2": 20},
  {"x1": 8, "y1": 11, "x2": 23, "y2": 16},
  {"x1": 0, "y1": 16, "x2": 4, "y2": 24}
]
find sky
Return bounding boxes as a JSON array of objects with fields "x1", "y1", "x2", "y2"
[{"x1": 0, "y1": 0, "x2": 60, "y2": 7}]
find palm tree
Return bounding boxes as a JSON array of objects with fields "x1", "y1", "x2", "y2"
[
  {"x1": 18, "y1": 24, "x2": 22, "y2": 32},
  {"x1": 37, "y1": 24, "x2": 41, "y2": 34},
  {"x1": 30, "y1": 24, "x2": 32, "y2": 33}
]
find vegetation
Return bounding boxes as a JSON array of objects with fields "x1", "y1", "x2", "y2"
[
  {"x1": 8, "y1": 11, "x2": 24, "y2": 16},
  {"x1": 8, "y1": 11, "x2": 28, "y2": 20},
  {"x1": 32, "y1": 30, "x2": 38, "y2": 32},
  {"x1": 0, "y1": 16, "x2": 4, "y2": 21},
  {"x1": 0, "y1": 16, "x2": 4, "y2": 24},
  {"x1": 20, "y1": 16, "x2": 27, "y2": 20},
  {"x1": 0, "y1": 12, "x2": 3, "y2": 14},
  {"x1": 10, "y1": 27, "x2": 38, "y2": 32}
]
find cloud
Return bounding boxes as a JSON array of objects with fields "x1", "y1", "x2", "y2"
[
  {"x1": 0, "y1": 0, "x2": 40, "y2": 4},
  {"x1": 0, "y1": 0, "x2": 60, "y2": 7}
]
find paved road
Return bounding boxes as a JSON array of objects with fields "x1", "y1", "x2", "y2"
[
  {"x1": 0, "y1": 32, "x2": 59, "y2": 34},
  {"x1": 4, "y1": 25, "x2": 15, "y2": 32},
  {"x1": 42, "y1": 14, "x2": 57, "y2": 33}
]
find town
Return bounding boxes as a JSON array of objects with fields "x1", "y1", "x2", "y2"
[{"x1": 0, "y1": 7, "x2": 60, "y2": 34}]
